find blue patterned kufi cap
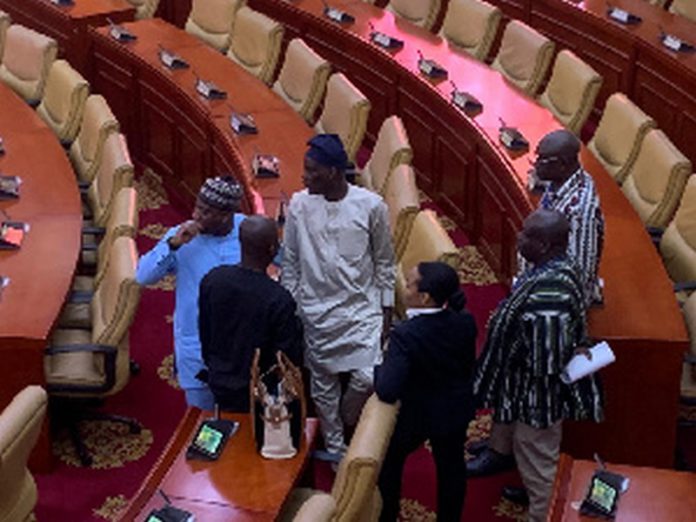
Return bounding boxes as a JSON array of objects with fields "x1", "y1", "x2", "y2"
[
  {"x1": 306, "y1": 134, "x2": 348, "y2": 171},
  {"x1": 199, "y1": 176, "x2": 243, "y2": 211}
]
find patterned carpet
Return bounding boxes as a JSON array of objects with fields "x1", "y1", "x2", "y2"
[{"x1": 32, "y1": 168, "x2": 695, "y2": 520}]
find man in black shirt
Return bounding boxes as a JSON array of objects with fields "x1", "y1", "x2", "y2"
[{"x1": 199, "y1": 215, "x2": 302, "y2": 412}]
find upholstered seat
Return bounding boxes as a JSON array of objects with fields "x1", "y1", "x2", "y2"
[
  {"x1": 0, "y1": 11, "x2": 10, "y2": 62},
  {"x1": 69, "y1": 95, "x2": 120, "y2": 183},
  {"x1": 315, "y1": 73, "x2": 371, "y2": 164},
  {"x1": 385, "y1": 0, "x2": 442, "y2": 30},
  {"x1": 272, "y1": 38, "x2": 330, "y2": 123},
  {"x1": 491, "y1": 21, "x2": 555, "y2": 96},
  {"x1": 282, "y1": 394, "x2": 399, "y2": 522},
  {"x1": 587, "y1": 93, "x2": 656, "y2": 185},
  {"x1": 185, "y1": 0, "x2": 245, "y2": 52},
  {"x1": 71, "y1": 187, "x2": 139, "y2": 299},
  {"x1": 360, "y1": 115, "x2": 412, "y2": 194},
  {"x1": 621, "y1": 129, "x2": 692, "y2": 229},
  {"x1": 659, "y1": 177, "x2": 696, "y2": 291},
  {"x1": 439, "y1": 0, "x2": 501, "y2": 61},
  {"x1": 125, "y1": 0, "x2": 160, "y2": 20},
  {"x1": 0, "y1": 386, "x2": 47, "y2": 522},
  {"x1": 45, "y1": 236, "x2": 140, "y2": 394},
  {"x1": 670, "y1": 0, "x2": 696, "y2": 23},
  {"x1": 0, "y1": 25, "x2": 57, "y2": 104},
  {"x1": 45, "y1": 236, "x2": 141, "y2": 465},
  {"x1": 86, "y1": 133, "x2": 135, "y2": 227},
  {"x1": 538, "y1": 50, "x2": 603, "y2": 135},
  {"x1": 226, "y1": 7, "x2": 284, "y2": 85},
  {"x1": 382, "y1": 164, "x2": 420, "y2": 261},
  {"x1": 395, "y1": 210, "x2": 458, "y2": 316},
  {"x1": 36, "y1": 60, "x2": 90, "y2": 145}
]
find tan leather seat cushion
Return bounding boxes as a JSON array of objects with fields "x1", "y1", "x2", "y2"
[
  {"x1": 382, "y1": 164, "x2": 419, "y2": 260},
  {"x1": 272, "y1": 38, "x2": 329, "y2": 121},
  {"x1": 492, "y1": 20, "x2": 553, "y2": 94},
  {"x1": 660, "y1": 177, "x2": 696, "y2": 282},
  {"x1": 387, "y1": 0, "x2": 441, "y2": 29},
  {"x1": 70, "y1": 95, "x2": 120, "y2": 182},
  {"x1": 441, "y1": 0, "x2": 500, "y2": 58},
  {"x1": 670, "y1": 0, "x2": 696, "y2": 22},
  {"x1": 89, "y1": 133, "x2": 135, "y2": 226},
  {"x1": 362, "y1": 115, "x2": 412, "y2": 194},
  {"x1": 0, "y1": 25, "x2": 57, "y2": 102},
  {"x1": 186, "y1": 0, "x2": 244, "y2": 51},
  {"x1": 45, "y1": 329, "x2": 105, "y2": 387},
  {"x1": 227, "y1": 6, "x2": 283, "y2": 82},
  {"x1": 588, "y1": 93, "x2": 655, "y2": 183},
  {"x1": 37, "y1": 60, "x2": 89, "y2": 142},
  {"x1": 622, "y1": 129, "x2": 692, "y2": 227}
]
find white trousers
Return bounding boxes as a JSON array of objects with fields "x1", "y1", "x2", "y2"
[{"x1": 309, "y1": 366, "x2": 373, "y2": 454}]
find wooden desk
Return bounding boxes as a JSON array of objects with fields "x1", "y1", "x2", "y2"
[
  {"x1": 0, "y1": 82, "x2": 82, "y2": 470},
  {"x1": 119, "y1": 409, "x2": 318, "y2": 521},
  {"x1": 0, "y1": 0, "x2": 135, "y2": 73},
  {"x1": 241, "y1": 0, "x2": 688, "y2": 468},
  {"x1": 89, "y1": 18, "x2": 314, "y2": 215},
  {"x1": 548, "y1": 454, "x2": 696, "y2": 521}
]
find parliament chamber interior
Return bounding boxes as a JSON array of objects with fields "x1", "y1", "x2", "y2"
[{"x1": 0, "y1": 0, "x2": 695, "y2": 520}]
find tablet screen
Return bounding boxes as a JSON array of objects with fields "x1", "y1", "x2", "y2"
[
  {"x1": 590, "y1": 477, "x2": 618, "y2": 511},
  {"x1": 194, "y1": 424, "x2": 224, "y2": 455}
]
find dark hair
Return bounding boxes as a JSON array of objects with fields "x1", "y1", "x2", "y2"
[{"x1": 417, "y1": 262, "x2": 466, "y2": 312}]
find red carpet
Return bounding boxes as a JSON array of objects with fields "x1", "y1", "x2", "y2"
[{"x1": 33, "y1": 168, "x2": 695, "y2": 521}]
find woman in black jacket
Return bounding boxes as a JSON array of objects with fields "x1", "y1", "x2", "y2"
[{"x1": 376, "y1": 261, "x2": 477, "y2": 522}]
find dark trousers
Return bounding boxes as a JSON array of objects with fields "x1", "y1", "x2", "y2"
[{"x1": 378, "y1": 419, "x2": 468, "y2": 522}]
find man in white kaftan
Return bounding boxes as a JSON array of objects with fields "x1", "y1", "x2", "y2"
[{"x1": 282, "y1": 134, "x2": 396, "y2": 456}]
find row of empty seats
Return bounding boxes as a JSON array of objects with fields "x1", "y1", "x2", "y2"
[{"x1": 0, "y1": 15, "x2": 143, "y2": 466}]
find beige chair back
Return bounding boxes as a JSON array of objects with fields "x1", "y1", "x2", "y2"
[
  {"x1": 0, "y1": 25, "x2": 57, "y2": 104},
  {"x1": 660, "y1": 176, "x2": 696, "y2": 285},
  {"x1": 0, "y1": 11, "x2": 10, "y2": 62},
  {"x1": 185, "y1": 0, "x2": 245, "y2": 52},
  {"x1": 91, "y1": 236, "x2": 141, "y2": 395},
  {"x1": 621, "y1": 129, "x2": 692, "y2": 229},
  {"x1": 331, "y1": 394, "x2": 399, "y2": 522},
  {"x1": 69, "y1": 95, "x2": 120, "y2": 183},
  {"x1": 383, "y1": 164, "x2": 420, "y2": 261},
  {"x1": 0, "y1": 386, "x2": 47, "y2": 522},
  {"x1": 315, "y1": 73, "x2": 371, "y2": 164},
  {"x1": 226, "y1": 7, "x2": 284, "y2": 85},
  {"x1": 587, "y1": 93, "x2": 656, "y2": 185},
  {"x1": 440, "y1": 0, "x2": 501, "y2": 61},
  {"x1": 395, "y1": 210, "x2": 458, "y2": 315},
  {"x1": 88, "y1": 133, "x2": 135, "y2": 227},
  {"x1": 273, "y1": 38, "x2": 330, "y2": 123},
  {"x1": 36, "y1": 59, "x2": 90, "y2": 144},
  {"x1": 361, "y1": 115, "x2": 412, "y2": 194},
  {"x1": 91, "y1": 187, "x2": 139, "y2": 287},
  {"x1": 126, "y1": 0, "x2": 160, "y2": 19},
  {"x1": 670, "y1": 0, "x2": 696, "y2": 22},
  {"x1": 386, "y1": 0, "x2": 442, "y2": 30},
  {"x1": 538, "y1": 50, "x2": 603, "y2": 135},
  {"x1": 491, "y1": 20, "x2": 555, "y2": 95}
]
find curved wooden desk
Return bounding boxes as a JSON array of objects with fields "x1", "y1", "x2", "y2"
[
  {"x1": 0, "y1": 0, "x2": 135, "y2": 73},
  {"x1": 0, "y1": 82, "x2": 82, "y2": 469},
  {"x1": 89, "y1": 18, "x2": 313, "y2": 216},
  {"x1": 118, "y1": 409, "x2": 318, "y2": 521},
  {"x1": 242, "y1": 0, "x2": 687, "y2": 468}
]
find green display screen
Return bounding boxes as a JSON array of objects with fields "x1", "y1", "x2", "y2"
[
  {"x1": 194, "y1": 424, "x2": 223, "y2": 454},
  {"x1": 145, "y1": 515, "x2": 164, "y2": 522},
  {"x1": 590, "y1": 477, "x2": 618, "y2": 511}
]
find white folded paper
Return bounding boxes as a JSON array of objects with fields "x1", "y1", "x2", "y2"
[{"x1": 561, "y1": 341, "x2": 615, "y2": 384}]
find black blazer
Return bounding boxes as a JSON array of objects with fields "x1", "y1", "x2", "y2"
[{"x1": 375, "y1": 309, "x2": 477, "y2": 436}]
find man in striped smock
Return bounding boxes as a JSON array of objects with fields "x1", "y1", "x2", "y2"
[{"x1": 474, "y1": 209, "x2": 604, "y2": 522}]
